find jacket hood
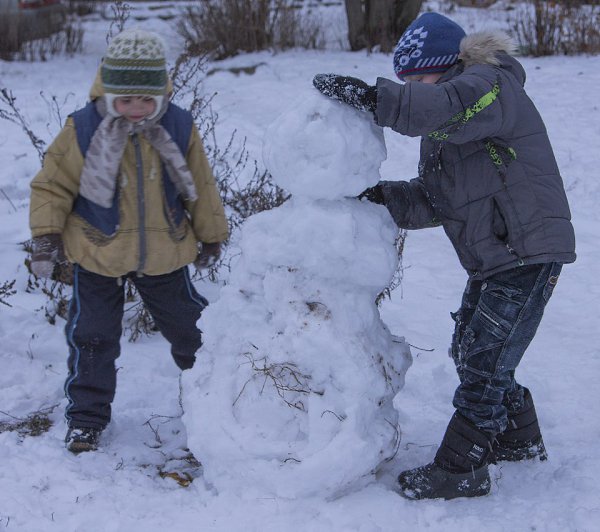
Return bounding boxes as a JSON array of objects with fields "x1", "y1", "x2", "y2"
[
  {"x1": 459, "y1": 31, "x2": 525, "y2": 85},
  {"x1": 89, "y1": 66, "x2": 174, "y2": 100}
]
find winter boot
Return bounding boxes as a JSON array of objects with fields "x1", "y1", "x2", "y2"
[
  {"x1": 65, "y1": 427, "x2": 102, "y2": 454},
  {"x1": 493, "y1": 388, "x2": 547, "y2": 462},
  {"x1": 397, "y1": 412, "x2": 493, "y2": 500}
]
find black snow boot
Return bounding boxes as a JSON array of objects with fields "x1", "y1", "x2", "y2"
[
  {"x1": 397, "y1": 412, "x2": 493, "y2": 500},
  {"x1": 65, "y1": 427, "x2": 102, "y2": 454},
  {"x1": 493, "y1": 388, "x2": 547, "y2": 462}
]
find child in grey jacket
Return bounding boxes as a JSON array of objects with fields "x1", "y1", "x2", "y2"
[{"x1": 313, "y1": 12, "x2": 575, "y2": 500}]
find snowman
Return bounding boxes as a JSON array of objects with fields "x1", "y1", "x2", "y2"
[{"x1": 182, "y1": 91, "x2": 412, "y2": 498}]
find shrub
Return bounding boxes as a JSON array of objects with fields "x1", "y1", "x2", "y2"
[
  {"x1": 170, "y1": 51, "x2": 290, "y2": 234},
  {"x1": 177, "y1": 0, "x2": 325, "y2": 59},
  {"x1": 512, "y1": 0, "x2": 600, "y2": 56},
  {"x1": 15, "y1": 20, "x2": 84, "y2": 61},
  {"x1": 65, "y1": 0, "x2": 101, "y2": 17},
  {"x1": 0, "y1": 4, "x2": 84, "y2": 61},
  {"x1": 452, "y1": 0, "x2": 497, "y2": 6}
]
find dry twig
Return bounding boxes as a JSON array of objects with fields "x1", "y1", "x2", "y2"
[{"x1": 234, "y1": 348, "x2": 312, "y2": 411}]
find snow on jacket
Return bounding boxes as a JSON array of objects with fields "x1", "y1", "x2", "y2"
[
  {"x1": 30, "y1": 72, "x2": 229, "y2": 278},
  {"x1": 375, "y1": 31, "x2": 576, "y2": 279}
]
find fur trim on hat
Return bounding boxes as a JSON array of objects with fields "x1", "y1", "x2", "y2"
[{"x1": 459, "y1": 31, "x2": 518, "y2": 68}]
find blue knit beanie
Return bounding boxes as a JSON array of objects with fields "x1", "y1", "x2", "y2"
[{"x1": 393, "y1": 13, "x2": 466, "y2": 80}]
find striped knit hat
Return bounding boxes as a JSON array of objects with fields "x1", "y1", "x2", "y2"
[
  {"x1": 102, "y1": 28, "x2": 167, "y2": 117},
  {"x1": 393, "y1": 13, "x2": 466, "y2": 81}
]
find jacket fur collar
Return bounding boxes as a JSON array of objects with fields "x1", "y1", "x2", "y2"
[{"x1": 459, "y1": 31, "x2": 518, "y2": 68}]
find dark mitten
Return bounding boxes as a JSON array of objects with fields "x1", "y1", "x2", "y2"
[
  {"x1": 30, "y1": 234, "x2": 66, "y2": 279},
  {"x1": 312, "y1": 74, "x2": 377, "y2": 113},
  {"x1": 358, "y1": 184, "x2": 385, "y2": 205},
  {"x1": 194, "y1": 242, "x2": 222, "y2": 271}
]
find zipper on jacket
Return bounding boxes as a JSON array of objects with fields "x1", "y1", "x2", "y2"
[
  {"x1": 505, "y1": 243, "x2": 525, "y2": 266},
  {"x1": 132, "y1": 133, "x2": 146, "y2": 274}
]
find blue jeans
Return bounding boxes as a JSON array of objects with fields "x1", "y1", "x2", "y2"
[{"x1": 450, "y1": 262, "x2": 562, "y2": 435}]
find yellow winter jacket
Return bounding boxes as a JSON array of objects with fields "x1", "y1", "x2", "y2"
[{"x1": 29, "y1": 75, "x2": 229, "y2": 278}]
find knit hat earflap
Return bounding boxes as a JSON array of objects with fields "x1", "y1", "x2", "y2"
[
  {"x1": 102, "y1": 28, "x2": 168, "y2": 119},
  {"x1": 393, "y1": 13, "x2": 466, "y2": 80}
]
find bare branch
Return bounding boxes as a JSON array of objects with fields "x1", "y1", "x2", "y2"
[
  {"x1": 106, "y1": 1, "x2": 131, "y2": 44},
  {"x1": 0, "y1": 188, "x2": 17, "y2": 213},
  {"x1": 0, "y1": 88, "x2": 46, "y2": 162}
]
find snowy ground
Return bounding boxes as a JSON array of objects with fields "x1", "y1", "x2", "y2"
[{"x1": 1, "y1": 2, "x2": 600, "y2": 531}]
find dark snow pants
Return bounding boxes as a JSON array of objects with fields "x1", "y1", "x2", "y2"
[
  {"x1": 450, "y1": 262, "x2": 562, "y2": 435},
  {"x1": 64, "y1": 265, "x2": 208, "y2": 430}
]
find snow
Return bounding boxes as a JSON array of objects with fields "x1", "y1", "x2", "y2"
[
  {"x1": 262, "y1": 91, "x2": 386, "y2": 199},
  {"x1": 182, "y1": 92, "x2": 410, "y2": 498},
  {"x1": 1, "y1": 2, "x2": 600, "y2": 531}
]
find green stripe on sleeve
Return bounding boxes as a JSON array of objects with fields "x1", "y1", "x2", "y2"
[{"x1": 429, "y1": 82, "x2": 500, "y2": 141}]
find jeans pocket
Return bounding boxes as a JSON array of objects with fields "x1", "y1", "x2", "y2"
[
  {"x1": 481, "y1": 279, "x2": 524, "y2": 303},
  {"x1": 459, "y1": 325, "x2": 500, "y2": 379},
  {"x1": 542, "y1": 263, "x2": 562, "y2": 303}
]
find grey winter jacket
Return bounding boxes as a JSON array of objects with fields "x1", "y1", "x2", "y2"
[{"x1": 375, "y1": 32, "x2": 576, "y2": 279}]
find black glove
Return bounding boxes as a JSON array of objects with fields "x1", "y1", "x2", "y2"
[
  {"x1": 194, "y1": 242, "x2": 222, "y2": 270},
  {"x1": 358, "y1": 184, "x2": 385, "y2": 205},
  {"x1": 312, "y1": 74, "x2": 377, "y2": 113},
  {"x1": 30, "y1": 233, "x2": 73, "y2": 284}
]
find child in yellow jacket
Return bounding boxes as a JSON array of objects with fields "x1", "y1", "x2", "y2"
[{"x1": 29, "y1": 28, "x2": 228, "y2": 453}]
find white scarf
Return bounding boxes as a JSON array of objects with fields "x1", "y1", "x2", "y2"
[{"x1": 78, "y1": 97, "x2": 198, "y2": 208}]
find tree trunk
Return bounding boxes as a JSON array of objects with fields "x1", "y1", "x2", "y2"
[
  {"x1": 345, "y1": 0, "x2": 423, "y2": 52},
  {"x1": 392, "y1": 0, "x2": 423, "y2": 48},
  {"x1": 367, "y1": 0, "x2": 395, "y2": 52},
  {"x1": 345, "y1": 0, "x2": 367, "y2": 51}
]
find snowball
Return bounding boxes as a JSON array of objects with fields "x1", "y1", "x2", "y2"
[
  {"x1": 262, "y1": 92, "x2": 387, "y2": 200},
  {"x1": 237, "y1": 198, "x2": 399, "y2": 291}
]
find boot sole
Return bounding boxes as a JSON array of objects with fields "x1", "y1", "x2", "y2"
[
  {"x1": 397, "y1": 464, "x2": 491, "y2": 500},
  {"x1": 66, "y1": 441, "x2": 98, "y2": 454}
]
